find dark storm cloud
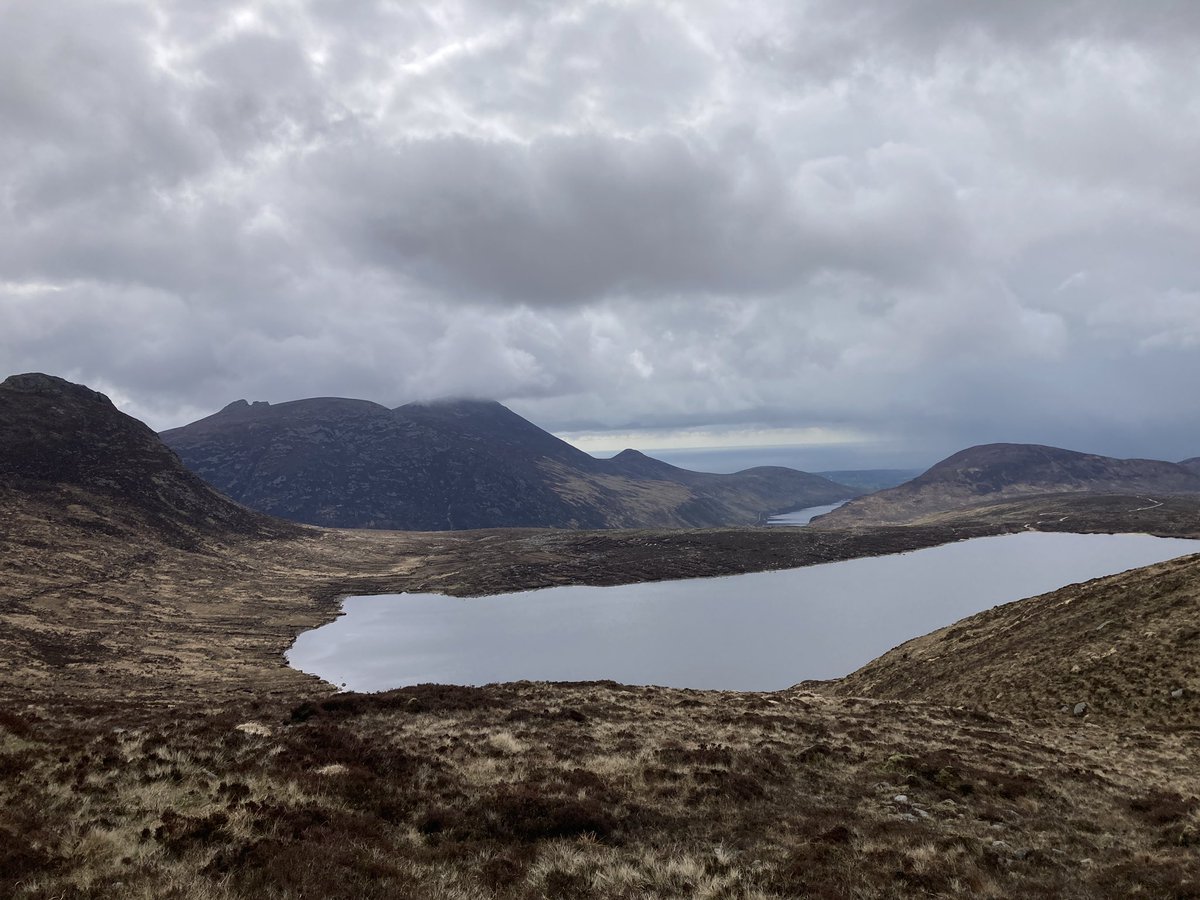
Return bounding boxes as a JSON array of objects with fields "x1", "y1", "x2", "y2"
[
  {"x1": 298, "y1": 131, "x2": 966, "y2": 302},
  {"x1": 2, "y1": 0, "x2": 1199, "y2": 464}
]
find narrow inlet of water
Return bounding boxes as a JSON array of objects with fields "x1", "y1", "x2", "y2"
[
  {"x1": 288, "y1": 532, "x2": 1200, "y2": 692},
  {"x1": 766, "y1": 500, "x2": 849, "y2": 526}
]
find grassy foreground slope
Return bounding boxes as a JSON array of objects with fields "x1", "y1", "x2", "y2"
[
  {"x1": 4, "y1": 376, "x2": 1200, "y2": 898},
  {"x1": 837, "y1": 535, "x2": 1200, "y2": 725}
]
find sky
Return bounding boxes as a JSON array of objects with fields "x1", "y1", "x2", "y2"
[{"x1": 3, "y1": 0, "x2": 1200, "y2": 469}]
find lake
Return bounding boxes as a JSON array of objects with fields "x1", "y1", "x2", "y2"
[
  {"x1": 287, "y1": 532, "x2": 1200, "y2": 692},
  {"x1": 767, "y1": 500, "x2": 849, "y2": 526}
]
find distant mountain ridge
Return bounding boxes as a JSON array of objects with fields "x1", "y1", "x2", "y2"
[
  {"x1": 817, "y1": 442, "x2": 1200, "y2": 527},
  {"x1": 161, "y1": 396, "x2": 857, "y2": 530}
]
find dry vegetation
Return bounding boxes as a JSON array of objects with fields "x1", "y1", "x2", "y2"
[
  {"x1": 8, "y1": 685, "x2": 1200, "y2": 899},
  {"x1": 817, "y1": 492, "x2": 1200, "y2": 538},
  {"x1": 0, "y1": 481, "x2": 1023, "y2": 703},
  {"x1": 5, "y1": 485, "x2": 1200, "y2": 897},
  {"x1": 838, "y1": 541, "x2": 1200, "y2": 725}
]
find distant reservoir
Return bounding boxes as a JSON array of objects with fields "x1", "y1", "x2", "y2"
[
  {"x1": 288, "y1": 533, "x2": 1200, "y2": 692},
  {"x1": 766, "y1": 500, "x2": 849, "y2": 526}
]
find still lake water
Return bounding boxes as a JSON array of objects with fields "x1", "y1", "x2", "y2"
[
  {"x1": 767, "y1": 500, "x2": 849, "y2": 526},
  {"x1": 288, "y1": 533, "x2": 1200, "y2": 692}
]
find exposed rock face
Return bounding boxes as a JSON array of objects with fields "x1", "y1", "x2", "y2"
[
  {"x1": 817, "y1": 443, "x2": 1200, "y2": 527},
  {"x1": 161, "y1": 396, "x2": 856, "y2": 530},
  {"x1": 0, "y1": 373, "x2": 284, "y2": 540}
]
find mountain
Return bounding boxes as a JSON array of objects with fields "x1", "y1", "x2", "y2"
[
  {"x1": 1181, "y1": 456, "x2": 1200, "y2": 475},
  {"x1": 816, "y1": 442, "x2": 1200, "y2": 527},
  {"x1": 0, "y1": 374, "x2": 285, "y2": 544},
  {"x1": 161, "y1": 397, "x2": 856, "y2": 530}
]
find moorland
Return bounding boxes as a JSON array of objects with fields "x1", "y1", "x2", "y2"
[{"x1": 4, "y1": 374, "x2": 1200, "y2": 899}]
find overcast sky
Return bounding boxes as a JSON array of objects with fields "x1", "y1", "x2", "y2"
[{"x1": 3, "y1": 1, "x2": 1199, "y2": 468}]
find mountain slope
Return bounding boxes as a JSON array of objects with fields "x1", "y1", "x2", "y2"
[
  {"x1": 816, "y1": 443, "x2": 1200, "y2": 527},
  {"x1": 836, "y1": 549, "x2": 1200, "y2": 724},
  {"x1": 0, "y1": 373, "x2": 286, "y2": 544},
  {"x1": 0, "y1": 373, "x2": 302, "y2": 695},
  {"x1": 162, "y1": 397, "x2": 856, "y2": 530}
]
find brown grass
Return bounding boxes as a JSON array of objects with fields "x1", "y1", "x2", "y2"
[
  {"x1": 6, "y1": 685, "x2": 1200, "y2": 898},
  {"x1": 838, "y1": 550, "x2": 1200, "y2": 726},
  {"x1": 5, "y1": 484, "x2": 1200, "y2": 896}
]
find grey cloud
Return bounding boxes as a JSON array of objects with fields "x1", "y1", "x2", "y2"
[
  {"x1": 758, "y1": 1, "x2": 1200, "y2": 74},
  {"x1": 191, "y1": 31, "x2": 331, "y2": 160},
  {"x1": 0, "y1": 4, "x2": 209, "y2": 209},
  {"x1": 1, "y1": 0, "x2": 1198, "y2": 467},
  {"x1": 298, "y1": 131, "x2": 967, "y2": 303}
]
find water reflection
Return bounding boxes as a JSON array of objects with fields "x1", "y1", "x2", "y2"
[
  {"x1": 766, "y1": 500, "x2": 849, "y2": 526},
  {"x1": 289, "y1": 533, "x2": 1199, "y2": 692}
]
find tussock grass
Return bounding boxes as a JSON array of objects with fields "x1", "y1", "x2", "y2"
[
  {"x1": 6, "y1": 479, "x2": 1200, "y2": 896},
  {"x1": 4, "y1": 683, "x2": 1200, "y2": 898}
]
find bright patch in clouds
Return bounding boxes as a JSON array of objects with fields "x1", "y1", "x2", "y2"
[{"x1": 561, "y1": 425, "x2": 873, "y2": 455}]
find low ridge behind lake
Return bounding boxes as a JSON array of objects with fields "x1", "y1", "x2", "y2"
[{"x1": 816, "y1": 442, "x2": 1200, "y2": 527}]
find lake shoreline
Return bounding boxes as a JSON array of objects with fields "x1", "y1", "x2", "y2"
[{"x1": 289, "y1": 532, "x2": 1200, "y2": 693}]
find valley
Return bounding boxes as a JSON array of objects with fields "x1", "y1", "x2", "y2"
[{"x1": 4, "y1": 375, "x2": 1200, "y2": 898}]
